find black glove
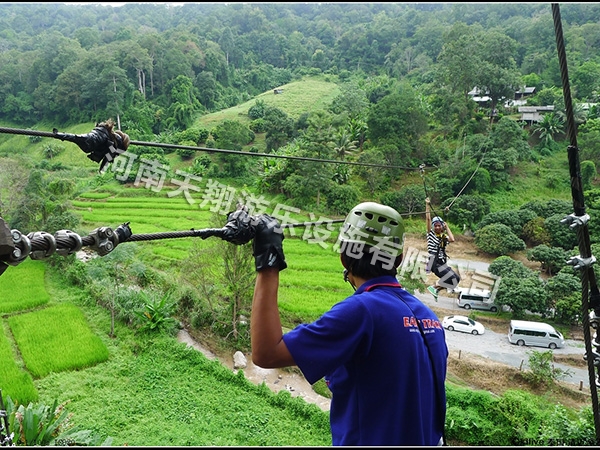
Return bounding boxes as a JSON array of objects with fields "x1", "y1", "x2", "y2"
[
  {"x1": 252, "y1": 214, "x2": 287, "y2": 272},
  {"x1": 55, "y1": 121, "x2": 129, "y2": 172},
  {"x1": 220, "y1": 206, "x2": 256, "y2": 245}
]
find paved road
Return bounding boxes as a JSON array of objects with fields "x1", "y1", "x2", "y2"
[{"x1": 414, "y1": 287, "x2": 595, "y2": 388}]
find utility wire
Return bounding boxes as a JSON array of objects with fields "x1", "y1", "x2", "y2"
[{"x1": 0, "y1": 126, "x2": 425, "y2": 171}]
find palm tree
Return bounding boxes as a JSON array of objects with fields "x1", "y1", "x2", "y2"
[
  {"x1": 532, "y1": 113, "x2": 564, "y2": 147},
  {"x1": 332, "y1": 130, "x2": 358, "y2": 161},
  {"x1": 555, "y1": 102, "x2": 587, "y2": 126},
  {"x1": 348, "y1": 117, "x2": 368, "y2": 151}
]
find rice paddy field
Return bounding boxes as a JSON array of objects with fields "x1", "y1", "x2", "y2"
[{"x1": 71, "y1": 181, "x2": 355, "y2": 323}]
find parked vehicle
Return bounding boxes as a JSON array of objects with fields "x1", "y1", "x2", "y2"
[
  {"x1": 456, "y1": 288, "x2": 499, "y2": 312},
  {"x1": 507, "y1": 320, "x2": 565, "y2": 349},
  {"x1": 442, "y1": 315, "x2": 485, "y2": 335}
]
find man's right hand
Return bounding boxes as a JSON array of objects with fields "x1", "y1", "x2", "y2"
[{"x1": 252, "y1": 214, "x2": 287, "y2": 272}]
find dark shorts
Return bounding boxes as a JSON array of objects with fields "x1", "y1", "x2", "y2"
[{"x1": 432, "y1": 262, "x2": 460, "y2": 290}]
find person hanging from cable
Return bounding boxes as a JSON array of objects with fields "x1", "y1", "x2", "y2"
[{"x1": 425, "y1": 197, "x2": 460, "y2": 301}]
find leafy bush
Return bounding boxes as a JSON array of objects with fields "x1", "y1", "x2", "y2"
[
  {"x1": 134, "y1": 290, "x2": 179, "y2": 335},
  {"x1": 250, "y1": 118, "x2": 267, "y2": 133},
  {"x1": 489, "y1": 256, "x2": 536, "y2": 279},
  {"x1": 520, "y1": 199, "x2": 572, "y2": 219},
  {"x1": 527, "y1": 244, "x2": 568, "y2": 275},
  {"x1": 494, "y1": 276, "x2": 548, "y2": 317},
  {"x1": 42, "y1": 143, "x2": 65, "y2": 159},
  {"x1": 176, "y1": 146, "x2": 196, "y2": 160},
  {"x1": 474, "y1": 223, "x2": 526, "y2": 256},
  {"x1": 63, "y1": 259, "x2": 91, "y2": 288},
  {"x1": 5, "y1": 397, "x2": 112, "y2": 446},
  {"x1": 476, "y1": 209, "x2": 537, "y2": 237},
  {"x1": 544, "y1": 213, "x2": 578, "y2": 250},
  {"x1": 537, "y1": 405, "x2": 596, "y2": 445},
  {"x1": 522, "y1": 216, "x2": 551, "y2": 246},
  {"x1": 248, "y1": 99, "x2": 266, "y2": 120},
  {"x1": 441, "y1": 194, "x2": 490, "y2": 231},
  {"x1": 326, "y1": 184, "x2": 360, "y2": 215},
  {"x1": 523, "y1": 350, "x2": 573, "y2": 386},
  {"x1": 380, "y1": 184, "x2": 425, "y2": 216}
]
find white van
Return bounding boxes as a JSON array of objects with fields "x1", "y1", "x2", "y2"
[
  {"x1": 507, "y1": 320, "x2": 565, "y2": 349},
  {"x1": 456, "y1": 288, "x2": 499, "y2": 312}
]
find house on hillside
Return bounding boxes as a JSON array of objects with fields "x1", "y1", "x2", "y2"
[
  {"x1": 517, "y1": 105, "x2": 554, "y2": 124},
  {"x1": 515, "y1": 86, "x2": 536, "y2": 98},
  {"x1": 468, "y1": 86, "x2": 537, "y2": 108},
  {"x1": 468, "y1": 87, "x2": 491, "y2": 106}
]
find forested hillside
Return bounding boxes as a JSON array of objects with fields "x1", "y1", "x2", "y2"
[{"x1": 1, "y1": 2, "x2": 600, "y2": 323}]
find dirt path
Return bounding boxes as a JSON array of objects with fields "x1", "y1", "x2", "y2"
[{"x1": 177, "y1": 329, "x2": 332, "y2": 411}]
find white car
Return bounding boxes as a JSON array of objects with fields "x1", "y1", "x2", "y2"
[{"x1": 442, "y1": 315, "x2": 485, "y2": 335}]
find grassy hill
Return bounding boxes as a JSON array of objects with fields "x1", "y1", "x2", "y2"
[{"x1": 195, "y1": 76, "x2": 341, "y2": 130}]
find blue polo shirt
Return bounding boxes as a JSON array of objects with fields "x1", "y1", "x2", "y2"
[{"x1": 282, "y1": 276, "x2": 448, "y2": 446}]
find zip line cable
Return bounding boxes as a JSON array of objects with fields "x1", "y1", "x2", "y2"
[
  {"x1": 419, "y1": 147, "x2": 485, "y2": 219},
  {"x1": 444, "y1": 155, "x2": 485, "y2": 212},
  {"x1": 552, "y1": 3, "x2": 600, "y2": 443},
  {"x1": 0, "y1": 125, "x2": 423, "y2": 171}
]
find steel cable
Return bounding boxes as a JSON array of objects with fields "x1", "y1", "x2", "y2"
[
  {"x1": 0, "y1": 125, "x2": 422, "y2": 171},
  {"x1": 552, "y1": 3, "x2": 600, "y2": 443}
]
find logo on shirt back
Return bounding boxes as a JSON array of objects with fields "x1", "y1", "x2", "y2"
[{"x1": 403, "y1": 316, "x2": 442, "y2": 332}]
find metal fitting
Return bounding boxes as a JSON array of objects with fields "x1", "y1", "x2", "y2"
[
  {"x1": 566, "y1": 254, "x2": 596, "y2": 270},
  {"x1": 593, "y1": 331, "x2": 600, "y2": 348},
  {"x1": 6, "y1": 230, "x2": 31, "y2": 266},
  {"x1": 560, "y1": 212, "x2": 590, "y2": 230},
  {"x1": 27, "y1": 231, "x2": 56, "y2": 260},
  {"x1": 88, "y1": 226, "x2": 117, "y2": 256},
  {"x1": 54, "y1": 229, "x2": 83, "y2": 256},
  {"x1": 584, "y1": 349, "x2": 600, "y2": 365}
]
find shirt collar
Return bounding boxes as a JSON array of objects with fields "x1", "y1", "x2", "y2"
[{"x1": 355, "y1": 275, "x2": 401, "y2": 295}]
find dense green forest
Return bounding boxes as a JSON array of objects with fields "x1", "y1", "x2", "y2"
[
  {"x1": 2, "y1": 2, "x2": 600, "y2": 324},
  {"x1": 0, "y1": 3, "x2": 600, "y2": 445}
]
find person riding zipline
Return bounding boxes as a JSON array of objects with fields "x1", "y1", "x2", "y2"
[{"x1": 425, "y1": 197, "x2": 460, "y2": 301}]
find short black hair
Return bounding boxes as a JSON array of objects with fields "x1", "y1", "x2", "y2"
[{"x1": 340, "y1": 245, "x2": 402, "y2": 279}]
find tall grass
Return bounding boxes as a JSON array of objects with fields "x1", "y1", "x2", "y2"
[
  {"x1": 0, "y1": 259, "x2": 49, "y2": 313},
  {"x1": 8, "y1": 303, "x2": 109, "y2": 378},
  {"x1": 35, "y1": 334, "x2": 331, "y2": 446},
  {"x1": 0, "y1": 321, "x2": 37, "y2": 404}
]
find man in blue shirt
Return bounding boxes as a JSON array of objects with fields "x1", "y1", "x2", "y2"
[{"x1": 249, "y1": 202, "x2": 448, "y2": 446}]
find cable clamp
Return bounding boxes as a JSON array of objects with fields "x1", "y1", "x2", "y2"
[
  {"x1": 55, "y1": 229, "x2": 83, "y2": 256},
  {"x1": 4, "y1": 229, "x2": 31, "y2": 266},
  {"x1": 88, "y1": 226, "x2": 117, "y2": 256},
  {"x1": 583, "y1": 351, "x2": 600, "y2": 366},
  {"x1": 560, "y1": 213, "x2": 590, "y2": 230},
  {"x1": 566, "y1": 254, "x2": 596, "y2": 270},
  {"x1": 27, "y1": 231, "x2": 56, "y2": 260}
]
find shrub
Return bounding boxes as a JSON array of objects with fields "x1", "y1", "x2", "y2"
[
  {"x1": 5, "y1": 396, "x2": 112, "y2": 446},
  {"x1": 523, "y1": 350, "x2": 573, "y2": 387},
  {"x1": 474, "y1": 224, "x2": 526, "y2": 256},
  {"x1": 134, "y1": 290, "x2": 179, "y2": 335},
  {"x1": 326, "y1": 184, "x2": 360, "y2": 215}
]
